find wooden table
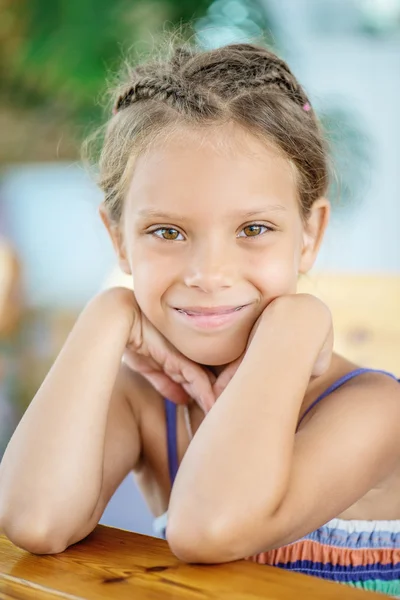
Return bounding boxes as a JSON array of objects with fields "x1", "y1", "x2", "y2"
[{"x1": 0, "y1": 525, "x2": 385, "y2": 599}]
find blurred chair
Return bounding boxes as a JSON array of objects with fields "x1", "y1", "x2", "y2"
[{"x1": 298, "y1": 273, "x2": 400, "y2": 374}]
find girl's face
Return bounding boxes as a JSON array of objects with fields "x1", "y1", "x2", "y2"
[{"x1": 106, "y1": 123, "x2": 329, "y2": 365}]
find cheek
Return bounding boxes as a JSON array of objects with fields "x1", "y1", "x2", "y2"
[
  {"x1": 261, "y1": 258, "x2": 297, "y2": 292},
  {"x1": 130, "y1": 247, "x2": 176, "y2": 319},
  {"x1": 252, "y1": 244, "x2": 300, "y2": 297}
]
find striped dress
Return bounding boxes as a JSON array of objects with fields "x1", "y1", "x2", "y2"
[
  {"x1": 247, "y1": 517, "x2": 400, "y2": 596},
  {"x1": 154, "y1": 368, "x2": 400, "y2": 597}
]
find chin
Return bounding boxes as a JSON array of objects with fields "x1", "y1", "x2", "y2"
[{"x1": 175, "y1": 338, "x2": 246, "y2": 366}]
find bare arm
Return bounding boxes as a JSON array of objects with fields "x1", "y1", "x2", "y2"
[
  {"x1": 0, "y1": 287, "x2": 141, "y2": 553},
  {"x1": 167, "y1": 295, "x2": 400, "y2": 562}
]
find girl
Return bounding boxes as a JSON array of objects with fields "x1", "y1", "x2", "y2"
[{"x1": 1, "y1": 42, "x2": 400, "y2": 596}]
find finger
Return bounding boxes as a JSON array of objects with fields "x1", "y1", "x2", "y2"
[
  {"x1": 163, "y1": 355, "x2": 214, "y2": 413},
  {"x1": 182, "y1": 366, "x2": 216, "y2": 413}
]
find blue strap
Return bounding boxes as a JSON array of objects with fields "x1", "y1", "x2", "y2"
[
  {"x1": 165, "y1": 399, "x2": 179, "y2": 485},
  {"x1": 165, "y1": 369, "x2": 399, "y2": 484},
  {"x1": 296, "y1": 368, "x2": 398, "y2": 431}
]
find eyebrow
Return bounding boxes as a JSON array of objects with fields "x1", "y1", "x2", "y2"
[{"x1": 136, "y1": 205, "x2": 288, "y2": 220}]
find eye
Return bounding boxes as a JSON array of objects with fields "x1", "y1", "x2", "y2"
[
  {"x1": 150, "y1": 227, "x2": 184, "y2": 241},
  {"x1": 238, "y1": 224, "x2": 271, "y2": 238}
]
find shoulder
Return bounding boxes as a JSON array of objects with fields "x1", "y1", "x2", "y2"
[
  {"x1": 334, "y1": 369, "x2": 400, "y2": 435},
  {"x1": 339, "y1": 368, "x2": 400, "y2": 429},
  {"x1": 325, "y1": 367, "x2": 398, "y2": 411},
  {"x1": 296, "y1": 364, "x2": 400, "y2": 479},
  {"x1": 299, "y1": 354, "x2": 400, "y2": 431},
  {"x1": 344, "y1": 368, "x2": 400, "y2": 400},
  {"x1": 296, "y1": 361, "x2": 400, "y2": 480},
  {"x1": 322, "y1": 366, "x2": 399, "y2": 408}
]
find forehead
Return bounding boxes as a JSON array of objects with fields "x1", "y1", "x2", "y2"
[{"x1": 125, "y1": 122, "x2": 299, "y2": 218}]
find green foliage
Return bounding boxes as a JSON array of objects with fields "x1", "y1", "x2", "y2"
[{"x1": 1, "y1": 0, "x2": 213, "y2": 126}]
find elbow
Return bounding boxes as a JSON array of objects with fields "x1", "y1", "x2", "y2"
[
  {"x1": 166, "y1": 514, "x2": 243, "y2": 564},
  {"x1": 0, "y1": 514, "x2": 68, "y2": 554},
  {"x1": 7, "y1": 525, "x2": 68, "y2": 555},
  {"x1": 166, "y1": 504, "x2": 287, "y2": 563}
]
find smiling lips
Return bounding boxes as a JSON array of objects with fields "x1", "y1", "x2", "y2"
[
  {"x1": 173, "y1": 304, "x2": 250, "y2": 329},
  {"x1": 176, "y1": 305, "x2": 246, "y2": 316}
]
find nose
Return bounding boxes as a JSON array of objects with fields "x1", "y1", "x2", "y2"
[{"x1": 183, "y1": 239, "x2": 235, "y2": 293}]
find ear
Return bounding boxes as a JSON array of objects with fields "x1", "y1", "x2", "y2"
[
  {"x1": 99, "y1": 204, "x2": 131, "y2": 275},
  {"x1": 299, "y1": 198, "x2": 330, "y2": 274}
]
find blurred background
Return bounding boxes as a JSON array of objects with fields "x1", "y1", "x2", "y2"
[{"x1": 0, "y1": 0, "x2": 399, "y2": 536}]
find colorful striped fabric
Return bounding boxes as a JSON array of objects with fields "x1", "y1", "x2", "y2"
[{"x1": 247, "y1": 517, "x2": 400, "y2": 596}]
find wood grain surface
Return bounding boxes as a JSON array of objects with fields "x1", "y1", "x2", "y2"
[{"x1": 0, "y1": 525, "x2": 385, "y2": 599}]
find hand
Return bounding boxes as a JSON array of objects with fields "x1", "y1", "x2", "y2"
[
  {"x1": 120, "y1": 290, "x2": 216, "y2": 412},
  {"x1": 293, "y1": 294, "x2": 333, "y2": 378},
  {"x1": 255, "y1": 294, "x2": 334, "y2": 379}
]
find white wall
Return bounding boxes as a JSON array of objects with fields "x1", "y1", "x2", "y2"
[{"x1": 0, "y1": 163, "x2": 115, "y2": 309}]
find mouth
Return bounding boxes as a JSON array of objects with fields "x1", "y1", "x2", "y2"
[
  {"x1": 172, "y1": 304, "x2": 251, "y2": 329},
  {"x1": 175, "y1": 305, "x2": 247, "y2": 316}
]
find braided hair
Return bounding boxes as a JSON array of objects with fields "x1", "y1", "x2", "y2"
[{"x1": 92, "y1": 42, "x2": 330, "y2": 222}]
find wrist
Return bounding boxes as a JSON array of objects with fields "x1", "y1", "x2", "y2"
[
  {"x1": 86, "y1": 287, "x2": 137, "y2": 337},
  {"x1": 256, "y1": 294, "x2": 331, "y2": 356}
]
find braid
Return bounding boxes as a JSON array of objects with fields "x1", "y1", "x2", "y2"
[
  {"x1": 114, "y1": 74, "x2": 218, "y2": 117},
  {"x1": 246, "y1": 72, "x2": 308, "y2": 108},
  {"x1": 115, "y1": 76, "x2": 180, "y2": 111},
  {"x1": 185, "y1": 49, "x2": 309, "y2": 110},
  {"x1": 113, "y1": 44, "x2": 309, "y2": 118}
]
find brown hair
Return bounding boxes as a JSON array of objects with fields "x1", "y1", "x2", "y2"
[{"x1": 90, "y1": 42, "x2": 330, "y2": 223}]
